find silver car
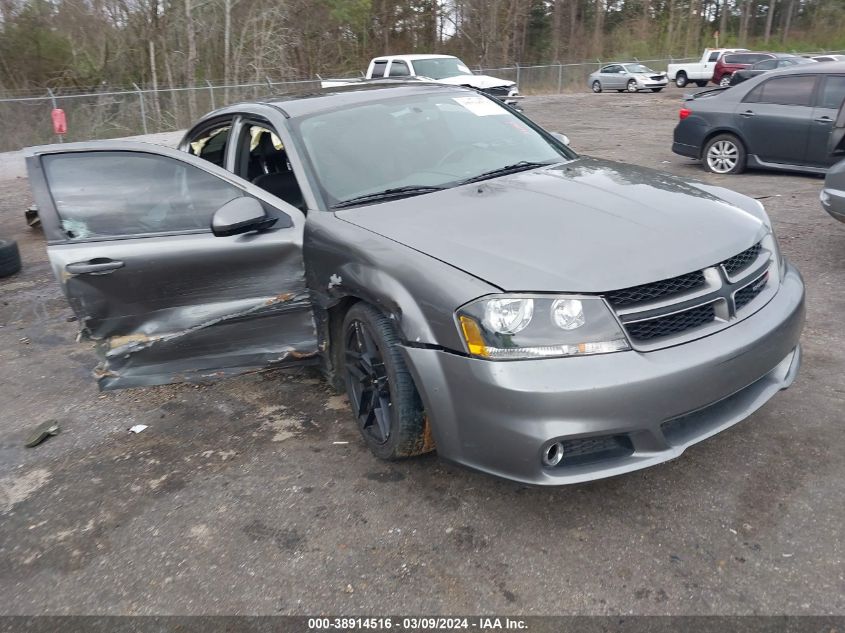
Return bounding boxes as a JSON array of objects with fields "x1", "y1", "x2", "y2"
[
  {"x1": 812, "y1": 54, "x2": 845, "y2": 63},
  {"x1": 25, "y1": 83, "x2": 803, "y2": 486},
  {"x1": 589, "y1": 63, "x2": 669, "y2": 93}
]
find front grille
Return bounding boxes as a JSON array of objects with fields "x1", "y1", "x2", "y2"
[
  {"x1": 650, "y1": 75, "x2": 665, "y2": 81},
  {"x1": 625, "y1": 303, "x2": 716, "y2": 341},
  {"x1": 734, "y1": 273, "x2": 768, "y2": 311},
  {"x1": 606, "y1": 240, "x2": 770, "y2": 347},
  {"x1": 606, "y1": 270, "x2": 705, "y2": 308},
  {"x1": 557, "y1": 435, "x2": 634, "y2": 466},
  {"x1": 721, "y1": 242, "x2": 761, "y2": 276}
]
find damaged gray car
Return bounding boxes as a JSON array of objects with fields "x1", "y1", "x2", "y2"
[{"x1": 26, "y1": 83, "x2": 805, "y2": 485}]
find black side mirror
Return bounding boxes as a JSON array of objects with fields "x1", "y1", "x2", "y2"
[{"x1": 211, "y1": 197, "x2": 276, "y2": 237}]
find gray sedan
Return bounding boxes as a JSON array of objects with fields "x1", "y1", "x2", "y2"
[
  {"x1": 26, "y1": 83, "x2": 803, "y2": 485},
  {"x1": 673, "y1": 62, "x2": 845, "y2": 174},
  {"x1": 589, "y1": 63, "x2": 668, "y2": 93}
]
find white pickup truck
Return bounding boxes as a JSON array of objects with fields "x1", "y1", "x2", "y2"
[
  {"x1": 666, "y1": 48, "x2": 749, "y2": 88},
  {"x1": 320, "y1": 54, "x2": 520, "y2": 106}
]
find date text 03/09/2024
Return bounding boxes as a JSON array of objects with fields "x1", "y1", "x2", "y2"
[{"x1": 306, "y1": 617, "x2": 529, "y2": 630}]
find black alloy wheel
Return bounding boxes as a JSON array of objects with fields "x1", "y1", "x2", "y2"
[
  {"x1": 345, "y1": 317, "x2": 392, "y2": 445},
  {"x1": 340, "y1": 302, "x2": 433, "y2": 460}
]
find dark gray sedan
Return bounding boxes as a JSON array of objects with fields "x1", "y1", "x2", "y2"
[
  {"x1": 673, "y1": 62, "x2": 845, "y2": 174},
  {"x1": 26, "y1": 83, "x2": 803, "y2": 485}
]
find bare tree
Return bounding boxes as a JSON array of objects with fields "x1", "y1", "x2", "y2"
[
  {"x1": 781, "y1": 0, "x2": 795, "y2": 42},
  {"x1": 764, "y1": 0, "x2": 776, "y2": 42},
  {"x1": 184, "y1": 0, "x2": 198, "y2": 120}
]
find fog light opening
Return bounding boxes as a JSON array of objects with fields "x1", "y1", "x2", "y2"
[{"x1": 542, "y1": 441, "x2": 564, "y2": 467}]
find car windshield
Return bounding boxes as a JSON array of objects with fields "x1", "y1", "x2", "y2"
[
  {"x1": 624, "y1": 64, "x2": 656, "y2": 74},
  {"x1": 412, "y1": 57, "x2": 472, "y2": 79},
  {"x1": 293, "y1": 91, "x2": 573, "y2": 208}
]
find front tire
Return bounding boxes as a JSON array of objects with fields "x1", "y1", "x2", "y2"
[
  {"x1": 703, "y1": 133, "x2": 746, "y2": 174},
  {"x1": 341, "y1": 302, "x2": 433, "y2": 460},
  {"x1": 592, "y1": 80, "x2": 602, "y2": 93},
  {"x1": 675, "y1": 72, "x2": 688, "y2": 88},
  {"x1": 0, "y1": 238, "x2": 21, "y2": 278},
  {"x1": 627, "y1": 79, "x2": 638, "y2": 93}
]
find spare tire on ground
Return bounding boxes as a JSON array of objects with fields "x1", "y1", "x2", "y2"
[{"x1": 0, "y1": 238, "x2": 22, "y2": 278}]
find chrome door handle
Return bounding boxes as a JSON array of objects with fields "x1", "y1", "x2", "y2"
[
  {"x1": 815, "y1": 116, "x2": 834, "y2": 123},
  {"x1": 65, "y1": 259, "x2": 125, "y2": 274},
  {"x1": 740, "y1": 110, "x2": 755, "y2": 117}
]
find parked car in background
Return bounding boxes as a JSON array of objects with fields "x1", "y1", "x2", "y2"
[
  {"x1": 320, "y1": 54, "x2": 521, "y2": 107},
  {"x1": 589, "y1": 63, "x2": 668, "y2": 93},
  {"x1": 24, "y1": 82, "x2": 804, "y2": 485},
  {"x1": 812, "y1": 54, "x2": 845, "y2": 62},
  {"x1": 673, "y1": 63, "x2": 845, "y2": 174},
  {"x1": 729, "y1": 54, "x2": 817, "y2": 86},
  {"x1": 713, "y1": 52, "x2": 781, "y2": 86},
  {"x1": 667, "y1": 48, "x2": 748, "y2": 88},
  {"x1": 821, "y1": 98, "x2": 845, "y2": 222}
]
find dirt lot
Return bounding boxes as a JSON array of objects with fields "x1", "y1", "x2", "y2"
[{"x1": 1, "y1": 90, "x2": 843, "y2": 615}]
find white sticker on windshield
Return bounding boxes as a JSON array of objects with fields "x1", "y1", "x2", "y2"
[{"x1": 452, "y1": 96, "x2": 507, "y2": 116}]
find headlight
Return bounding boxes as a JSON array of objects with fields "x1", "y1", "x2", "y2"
[
  {"x1": 457, "y1": 295, "x2": 630, "y2": 360},
  {"x1": 482, "y1": 297, "x2": 533, "y2": 334},
  {"x1": 761, "y1": 229, "x2": 785, "y2": 282}
]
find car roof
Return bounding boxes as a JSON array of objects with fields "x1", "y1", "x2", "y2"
[
  {"x1": 206, "y1": 82, "x2": 473, "y2": 120},
  {"x1": 751, "y1": 60, "x2": 845, "y2": 74},
  {"x1": 372, "y1": 54, "x2": 458, "y2": 62},
  {"x1": 723, "y1": 51, "x2": 777, "y2": 58}
]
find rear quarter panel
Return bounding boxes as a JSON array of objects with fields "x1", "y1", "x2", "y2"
[{"x1": 675, "y1": 95, "x2": 746, "y2": 154}]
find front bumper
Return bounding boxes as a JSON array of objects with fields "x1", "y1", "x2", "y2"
[
  {"x1": 821, "y1": 186, "x2": 845, "y2": 223},
  {"x1": 402, "y1": 262, "x2": 805, "y2": 485},
  {"x1": 636, "y1": 78, "x2": 668, "y2": 88}
]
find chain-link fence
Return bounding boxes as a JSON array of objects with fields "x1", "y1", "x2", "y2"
[
  {"x1": 0, "y1": 78, "x2": 326, "y2": 152},
  {"x1": 1, "y1": 53, "x2": 839, "y2": 152}
]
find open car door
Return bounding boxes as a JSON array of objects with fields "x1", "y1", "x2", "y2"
[
  {"x1": 26, "y1": 141, "x2": 317, "y2": 390},
  {"x1": 828, "y1": 96, "x2": 845, "y2": 157}
]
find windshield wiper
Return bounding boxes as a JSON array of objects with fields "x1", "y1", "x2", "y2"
[
  {"x1": 458, "y1": 160, "x2": 554, "y2": 185},
  {"x1": 331, "y1": 185, "x2": 445, "y2": 209}
]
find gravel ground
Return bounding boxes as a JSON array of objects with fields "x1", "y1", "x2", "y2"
[{"x1": 0, "y1": 90, "x2": 843, "y2": 615}]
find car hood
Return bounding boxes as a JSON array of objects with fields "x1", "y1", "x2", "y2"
[
  {"x1": 434, "y1": 74, "x2": 516, "y2": 89},
  {"x1": 336, "y1": 157, "x2": 767, "y2": 293}
]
